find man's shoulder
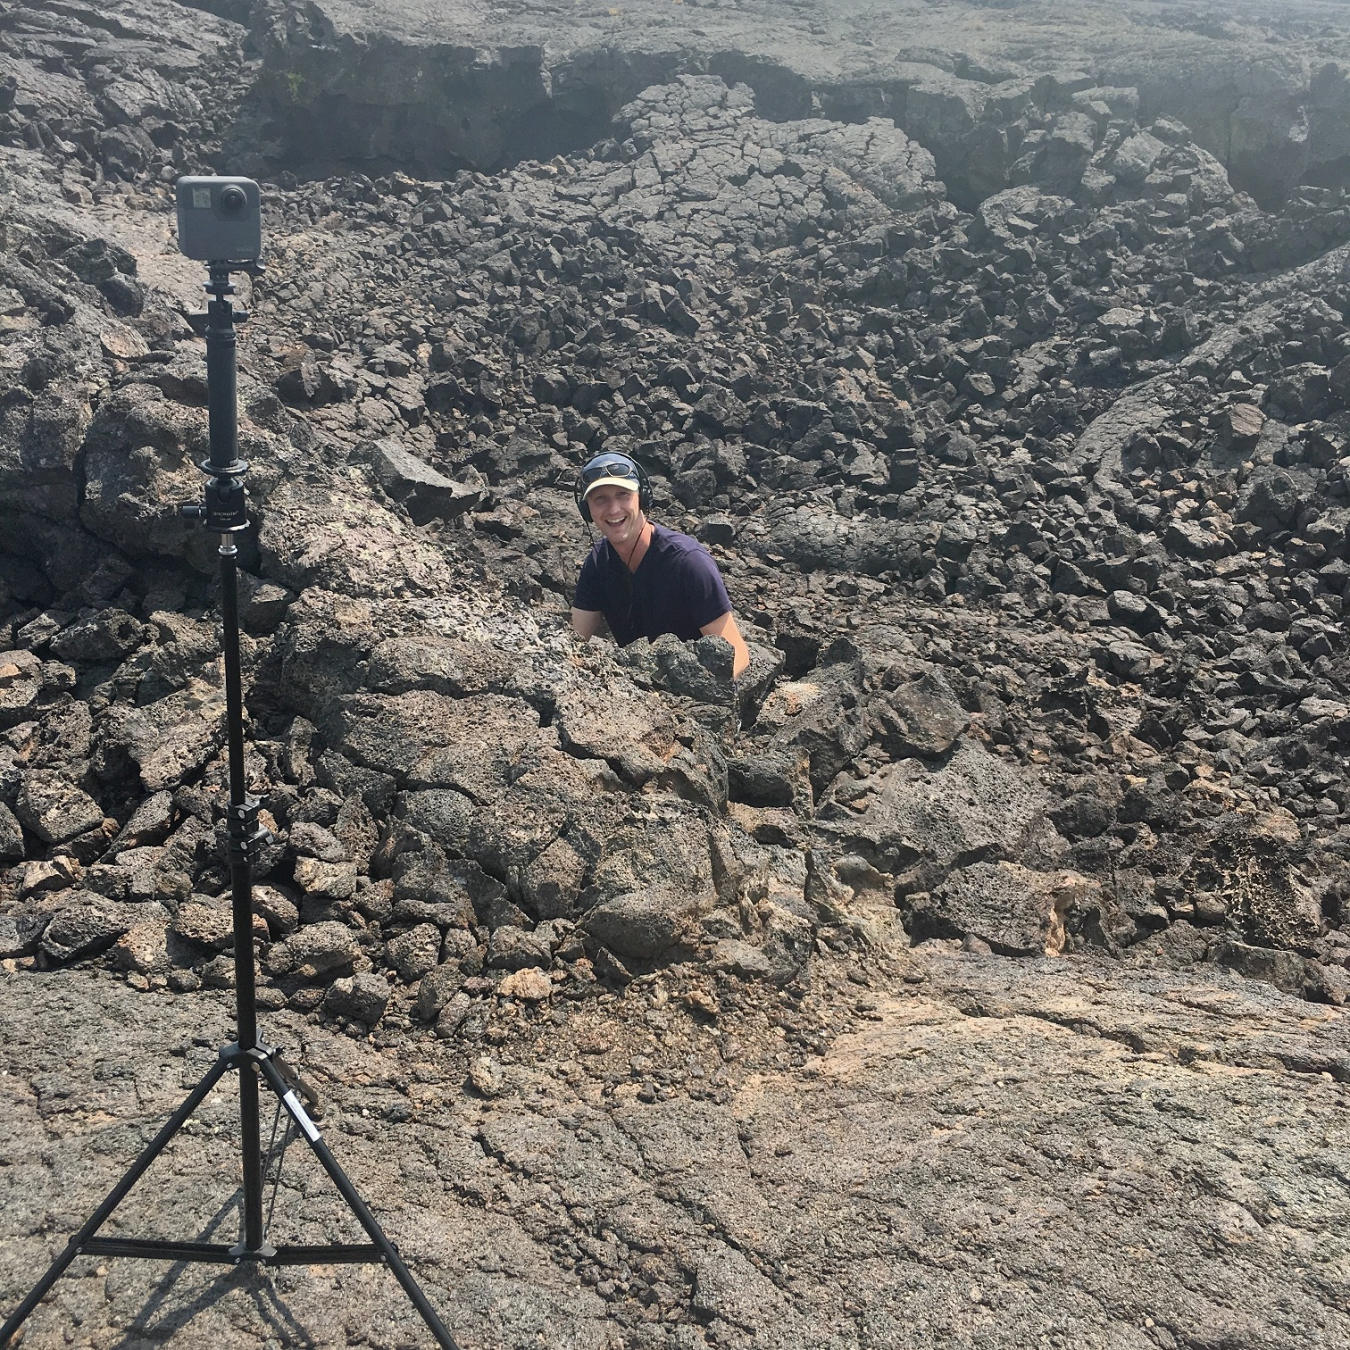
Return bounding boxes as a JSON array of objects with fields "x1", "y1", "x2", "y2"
[
  {"x1": 650, "y1": 523, "x2": 712, "y2": 562},
  {"x1": 647, "y1": 524, "x2": 727, "y2": 600}
]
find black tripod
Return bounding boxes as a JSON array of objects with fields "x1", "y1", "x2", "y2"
[{"x1": 0, "y1": 261, "x2": 458, "y2": 1349}]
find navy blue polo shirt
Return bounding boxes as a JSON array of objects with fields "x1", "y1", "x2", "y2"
[{"x1": 574, "y1": 523, "x2": 732, "y2": 647}]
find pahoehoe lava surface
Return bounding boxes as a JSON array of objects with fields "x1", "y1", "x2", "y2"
[{"x1": 2, "y1": 1, "x2": 1350, "y2": 1346}]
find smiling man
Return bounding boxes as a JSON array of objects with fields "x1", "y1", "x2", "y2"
[{"x1": 570, "y1": 451, "x2": 750, "y2": 677}]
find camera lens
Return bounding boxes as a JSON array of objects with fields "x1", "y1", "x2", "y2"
[{"x1": 219, "y1": 185, "x2": 247, "y2": 214}]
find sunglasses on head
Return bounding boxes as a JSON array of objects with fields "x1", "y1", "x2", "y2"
[{"x1": 579, "y1": 457, "x2": 640, "y2": 488}]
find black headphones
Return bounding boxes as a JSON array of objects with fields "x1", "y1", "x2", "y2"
[{"x1": 573, "y1": 451, "x2": 653, "y2": 522}]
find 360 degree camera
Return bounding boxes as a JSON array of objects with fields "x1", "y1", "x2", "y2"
[{"x1": 174, "y1": 175, "x2": 263, "y2": 261}]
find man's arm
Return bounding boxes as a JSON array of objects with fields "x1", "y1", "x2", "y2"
[
  {"x1": 571, "y1": 607, "x2": 605, "y2": 640},
  {"x1": 700, "y1": 610, "x2": 750, "y2": 678}
]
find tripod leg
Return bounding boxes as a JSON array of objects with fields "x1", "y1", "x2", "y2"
[
  {"x1": 0, "y1": 1054, "x2": 234, "y2": 1347},
  {"x1": 236, "y1": 1053, "x2": 266, "y2": 1254},
  {"x1": 257, "y1": 1058, "x2": 460, "y2": 1350}
]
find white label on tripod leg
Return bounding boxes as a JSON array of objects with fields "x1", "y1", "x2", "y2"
[{"x1": 284, "y1": 1090, "x2": 322, "y2": 1143}]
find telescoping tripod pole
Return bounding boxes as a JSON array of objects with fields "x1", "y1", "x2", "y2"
[{"x1": 0, "y1": 261, "x2": 458, "y2": 1349}]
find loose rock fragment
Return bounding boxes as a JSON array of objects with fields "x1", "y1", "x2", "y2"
[
  {"x1": 497, "y1": 966, "x2": 552, "y2": 1001},
  {"x1": 467, "y1": 1054, "x2": 506, "y2": 1098},
  {"x1": 322, "y1": 972, "x2": 392, "y2": 1026},
  {"x1": 16, "y1": 772, "x2": 105, "y2": 846}
]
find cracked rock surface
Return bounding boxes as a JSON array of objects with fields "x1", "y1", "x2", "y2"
[{"x1": 3, "y1": 950, "x2": 1350, "y2": 1350}]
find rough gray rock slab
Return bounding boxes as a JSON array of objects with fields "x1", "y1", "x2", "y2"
[
  {"x1": 837, "y1": 736, "x2": 1065, "y2": 873},
  {"x1": 2, "y1": 957, "x2": 1349, "y2": 1348},
  {"x1": 906, "y1": 860, "x2": 1095, "y2": 956}
]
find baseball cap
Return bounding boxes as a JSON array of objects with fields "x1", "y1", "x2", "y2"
[{"x1": 578, "y1": 453, "x2": 642, "y2": 500}]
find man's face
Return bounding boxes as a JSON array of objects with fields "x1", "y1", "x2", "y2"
[{"x1": 586, "y1": 484, "x2": 643, "y2": 549}]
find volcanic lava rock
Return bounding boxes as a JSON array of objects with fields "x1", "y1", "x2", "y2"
[
  {"x1": 322, "y1": 971, "x2": 392, "y2": 1026},
  {"x1": 837, "y1": 737, "x2": 1064, "y2": 877},
  {"x1": 264, "y1": 920, "x2": 361, "y2": 981},
  {"x1": 385, "y1": 922, "x2": 442, "y2": 982},
  {"x1": 10, "y1": 6, "x2": 1350, "y2": 1342},
  {"x1": 904, "y1": 862, "x2": 1099, "y2": 956},
  {"x1": 0, "y1": 651, "x2": 42, "y2": 728},
  {"x1": 486, "y1": 924, "x2": 551, "y2": 971},
  {"x1": 39, "y1": 892, "x2": 153, "y2": 963},
  {"x1": 368, "y1": 438, "x2": 484, "y2": 525},
  {"x1": 169, "y1": 900, "x2": 234, "y2": 953},
  {"x1": 415, "y1": 959, "x2": 467, "y2": 1022},
  {"x1": 0, "y1": 803, "x2": 24, "y2": 864},
  {"x1": 581, "y1": 888, "x2": 709, "y2": 963},
  {"x1": 15, "y1": 771, "x2": 105, "y2": 846},
  {"x1": 868, "y1": 670, "x2": 970, "y2": 760},
  {"x1": 390, "y1": 848, "x2": 479, "y2": 930},
  {"x1": 727, "y1": 748, "x2": 811, "y2": 810},
  {"x1": 4, "y1": 0, "x2": 1350, "y2": 1041}
]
